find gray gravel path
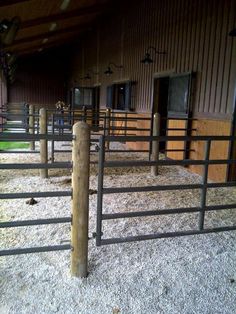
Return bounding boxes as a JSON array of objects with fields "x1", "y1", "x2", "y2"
[{"x1": 0, "y1": 142, "x2": 236, "y2": 314}]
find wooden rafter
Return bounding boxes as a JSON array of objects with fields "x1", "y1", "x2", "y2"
[
  {"x1": 7, "y1": 23, "x2": 91, "y2": 48},
  {"x1": 21, "y1": 4, "x2": 106, "y2": 29},
  {"x1": 0, "y1": 0, "x2": 30, "y2": 7},
  {"x1": 12, "y1": 35, "x2": 80, "y2": 55}
]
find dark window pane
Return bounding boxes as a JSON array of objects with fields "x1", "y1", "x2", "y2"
[{"x1": 168, "y1": 74, "x2": 190, "y2": 114}]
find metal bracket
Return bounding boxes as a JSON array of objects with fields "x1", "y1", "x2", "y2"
[
  {"x1": 94, "y1": 144, "x2": 100, "y2": 152},
  {"x1": 92, "y1": 232, "x2": 103, "y2": 238}
]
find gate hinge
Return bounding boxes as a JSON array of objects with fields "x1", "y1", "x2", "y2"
[{"x1": 92, "y1": 232, "x2": 103, "y2": 239}]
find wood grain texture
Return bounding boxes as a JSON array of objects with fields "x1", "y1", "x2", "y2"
[
  {"x1": 189, "y1": 119, "x2": 231, "y2": 182},
  {"x1": 68, "y1": 0, "x2": 236, "y2": 119}
]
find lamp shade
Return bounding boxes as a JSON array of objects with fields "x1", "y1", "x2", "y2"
[
  {"x1": 2, "y1": 17, "x2": 20, "y2": 45},
  {"x1": 104, "y1": 66, "x2": 113, "y2": 76},
  {"x1": 140, "y1": 53, "x2": 154, "y2": 64}
]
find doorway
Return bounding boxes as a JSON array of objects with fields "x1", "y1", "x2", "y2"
[{"x1": 152, "y1": 77, "x2": 169, "y2": 151}]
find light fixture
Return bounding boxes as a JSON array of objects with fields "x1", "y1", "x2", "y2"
[
  {"x1": 141, "y1": 46, "x2": 167, "y2": 64},
  {"x1": 83, "y1": 73, "x2": 92, "y2": 80},
  {"x1": 80, "y1": 69, "x2": 99, "y2": 80},
  {"x1": 0, "y1": 16, "x2": 21, "y2": 45},
  {"x1": 38, "y1": 48, "x2": 43, "y2": 52},
  {"x1": 42, "y1": 38, "x2": 48, "y2": 44},
  {"x1": 104, "y1": 62, "x2": 123, "y2": 76},
  {"x1": 60, "y1": 0, "x2": 70, "y2": 11},
  {"x1": 0, "y1": 51, "x2": 18, "y2": 82},
  {"x1": 6, "y1": 52, "x2": 16, "y2": 66},
  {"x1": 0, "y1": 19, "x2": 11, "y2": 33},
  {"x1": 229, "y1": 28, "x2": 236, "y2": 37},
  {"x1": 49, "y1": 22, "x2": 57, "y2": 31}
]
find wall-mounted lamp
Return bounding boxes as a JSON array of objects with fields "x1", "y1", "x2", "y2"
[
  {"x1": 49, "y1": 22, "x2": 57, "y2": 32},
  {"x1": 229, "y1": 28, "x2": 236, "y2": 37},
  {"x1": 80, "y1": 69, "x2": 99, "y2": 80},
  {"x1": 60, "y1": 0, "x2": 70, "y2": 11},
  {"x1": 0, "y1": 16, "x2": 20, "y2": 45},
  {"x1": 6, "y1": 52, "x2": 16, "y2": 66},
  {"x1": 82, "y1": 73, "x2": 92, "y2": 80},
  {"x1": 141, "y1": 46, "x2": 167, "y2": 65},
  {"x1": 104, "y1": 62, "x2": 123, "y2": 76},
  {"x1": 0, "y1": 19, "x2": 11, "y2": 33},
  {"x1": 0, "y1": 50, "x2": 18, "y2": 83}
]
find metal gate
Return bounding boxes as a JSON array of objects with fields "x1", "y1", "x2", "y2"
[{"x1": 95, "y1": 134, "x2": 236, "y2": 246}]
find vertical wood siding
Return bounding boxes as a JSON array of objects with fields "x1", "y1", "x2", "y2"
[
  {"x1": 0, "y1": 73, "x2": 7, "y2": 109},
  {"x1": 0, "y1": 72, "x2": 7, "y2": 130},
  {"x1": 8, "y1": 51, "x2": 67, "y2": 107},
  {"x1": 68, "y1": 0, "x2": 236, "y2": 119}
]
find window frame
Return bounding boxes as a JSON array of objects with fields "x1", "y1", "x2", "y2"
[
  {"x1": 167, "y1": 72, "x2": 192, "y2": 119},
  {"x1": 106, "y1": 81, "x2": 133, "y2": 112}
]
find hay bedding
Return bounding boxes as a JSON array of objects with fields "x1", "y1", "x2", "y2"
[{"x1": 0, "y1": 141, "x2": 236, "y2": 314}]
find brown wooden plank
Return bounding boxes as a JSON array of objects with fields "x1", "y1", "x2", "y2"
[
  {"x1": 21, "y1": 4, "x2": 107, "y2": 29},
  {"x1": 0, "y1": 0, "x2": 30, "y2": 7},
  {"x1": 6, "y1": 24, "x2": 91, "y2": 48}
]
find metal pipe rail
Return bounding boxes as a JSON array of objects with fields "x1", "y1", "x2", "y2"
[
  {"x1": 0, "y1": 162, "x2": 71, "y2": 169},
  {"x1": 0, "y1": 245, "x2": 71, "y2": 256},
  {"x1": 102, "y1": 203, "x2": 236, "y2": 220},
  {"x1": 105, "y1": 135, "x2": 236, "y2": 142},
  {"x1": 0, "y1": 161, "x2": 72, "y2": 255},
  {"x1": 0, "y1": 150, "x2": 40, "y2": 154},
  {"x1": 0, "y1": 133, "x2": 73, "y2": 141},
  {"x1": 0, "y1": 191, "x2": 72, "y2": 199},
  {"x1": 101, "y1": 226, "x2": 236, "y2": 245},
  {"x1": 0, "y1": 217, "x2": 71, "y2": 228},
  {"x1": 0, "y1": 113, "x2": 39, "y2": 118},
  {"x1": 95, "y1": 134, "x2": 236, "y2": 246}
]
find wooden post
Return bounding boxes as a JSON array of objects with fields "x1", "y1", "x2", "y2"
[
  {"x1": 39, "y1": 108, "x2": 48, "y2": 178},
  {"x1": 151, "y1": 113, "x2": 160, "y2": 176},
  {"x1": 82, "y1": 105, "x2": 87, "y2": 122},
  {"x1": 105, "y1": 108, "x2": 111, "y2": 150},
  {"x1": 29, "y1": 104, "x2": 35, "y2": 151},
  {"x1": 71, "y1": 121, "x2": 90, "y2": 278}
]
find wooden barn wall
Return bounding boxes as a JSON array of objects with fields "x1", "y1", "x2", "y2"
[
  {"x1": 68, "y1": 0, "x2": 236, "y2": 119},
  {"x1": 8, "y1": 51, "x2": 68, "y2": 107},
  {"x1": 0, "y1": 72, "x2": 7, "y2": 109},
  {"x1": 0, "y1": 72, "x2": 7, "y2": 130}
]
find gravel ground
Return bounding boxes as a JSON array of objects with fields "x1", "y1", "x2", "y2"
[{"x1": 0, "y1": 141, "x2": 236, "y2": 314}]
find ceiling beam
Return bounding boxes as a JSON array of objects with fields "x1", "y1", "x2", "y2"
[
  {"x1": 21, "y1": 4, "x2": 107, "y2": 29},
  {"x1": 0, "y1": 0, "x2": 30, "y2": 7},
  {"x1": 7, "y1": 23, "x2": 91, "y2": 48},
  {"x1": 12, "y1": 35, "x2": 80, "y2": 56}
]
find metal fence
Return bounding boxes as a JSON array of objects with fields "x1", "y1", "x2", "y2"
[
  {"x1": 50, "y1": 109, "x2": 152, "y2": 161},
  {"x1": 95, "y1": 134, "x2": 236, "y2": 246},
  {"x1": 0, "y1": 132, "x2": 73, "y2": 256},
  {"x1": 0, "y1": 104, "x2": 40, "y2": 154}
]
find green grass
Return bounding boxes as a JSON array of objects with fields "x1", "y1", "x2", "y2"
[{"x1": 0, "y1": 142, "x2": 30, "y2": 150}]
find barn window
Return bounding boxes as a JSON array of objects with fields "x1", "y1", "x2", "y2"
[
  {"x1": 168, "y1": 73, "x2": 192, "y2": 117},
  {"x1": 106, "y1": 82, "x2": 132, "y2": 111},
  {"x1": 73, "y1": 87, "x2": 94, "y2": 108}
]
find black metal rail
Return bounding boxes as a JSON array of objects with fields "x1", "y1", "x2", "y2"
[
  {"x1": 0, "y1": 245, "x2": 71, "y2": 256},
  {"x1": 95, "y1": 134, "x2": 236, "y2": 246},
  {"x1": 0, "y1": 133, "x2": 73, "y2": 256}
]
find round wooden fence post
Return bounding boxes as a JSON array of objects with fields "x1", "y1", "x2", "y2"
[
  {"x1": 29, "y1": 104, "x2": 35, "y2": 151},
  {"x1": 105, "y1": 108, "x2": 111, "y2": 150},
  {"x1": 39, "y1": 108, "x2": 48, "y2": 178},
  {"x1": 151, "y1": 113, "x2": 160, "y2": 176},
  {"x1": 71, "y1": 121, "x2": 90, "y2": 278}
]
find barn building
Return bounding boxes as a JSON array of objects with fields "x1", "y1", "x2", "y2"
[{"x1": 0, "y1": 0, "x2": 236, "y2": 182}]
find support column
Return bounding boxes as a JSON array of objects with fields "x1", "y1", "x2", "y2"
[
  {"x1": 151, "y1": 113, "x2": 160, "y2": 176},
  {"x1": 71, "y1": 121, "x2": 90, "y2": 278},
  {"x1": 39, "y1": 108, "x2": 48, "y2": 178}
]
